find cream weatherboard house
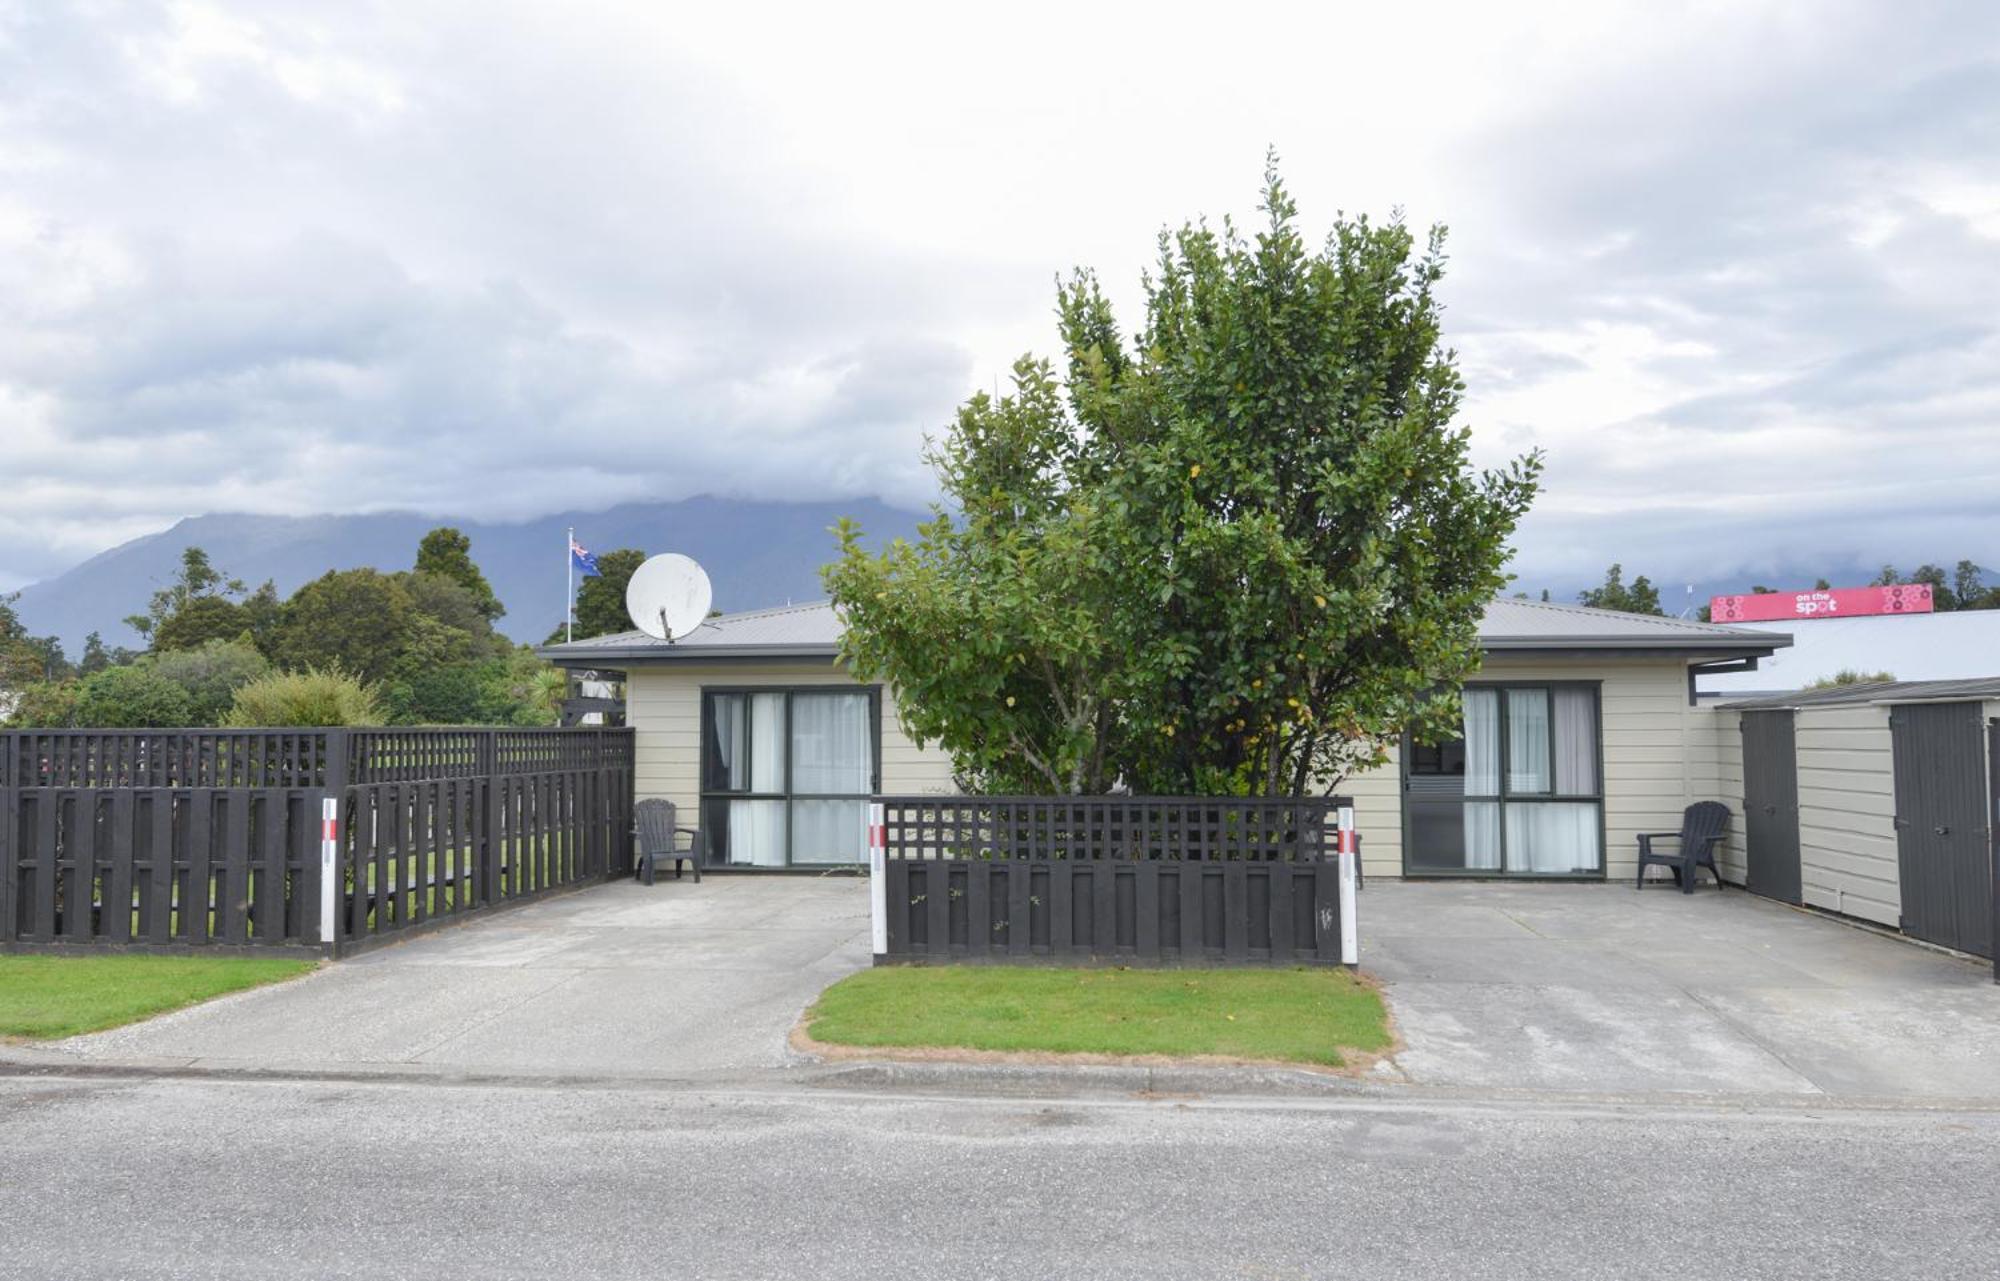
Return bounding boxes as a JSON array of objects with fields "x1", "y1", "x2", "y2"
[{"x1": 541, "y1": 598, "x2": 1792, "y2": 884}]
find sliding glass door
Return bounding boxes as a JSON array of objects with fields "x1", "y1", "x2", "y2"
[
  {"x1": 1404, "y1": 683, "x2": 1603, "y2": 876},
  {"x1": 701, "y1": 688, "x2": 879, "y2": 867}
]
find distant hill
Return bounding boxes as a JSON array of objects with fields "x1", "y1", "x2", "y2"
[{"x1": 12, "y1": 497, "x2": 928, "y2": 653}]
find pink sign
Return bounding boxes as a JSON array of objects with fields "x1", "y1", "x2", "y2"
[{"x1": 1710, "y1": 584, "x2": 1934, "y2": 623}]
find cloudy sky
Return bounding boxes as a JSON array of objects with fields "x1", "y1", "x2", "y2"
[{"x1": 2, "y1": 0, "x2": 1996, "y2": 598}]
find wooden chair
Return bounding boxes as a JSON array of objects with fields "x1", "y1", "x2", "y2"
[
  {"x1": 1635, "y1": 801, "x2": 1729, "y2": 894},
  {"x1": 634, "y1": 798, "x2": 702, "y2": 885}
]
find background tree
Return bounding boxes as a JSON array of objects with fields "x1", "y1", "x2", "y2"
[
  {"x1": 145, "y1": 639, "x2": 271, "y2": 724},
  {"x1": 1578, "y1": 564, "x2": 1664, "y2": 615},
  {"x1": 268, "y1": 569, "x2": 415, "y2": 686},
  {"x1": 828, "y1": 162, "x2": 1540, "y2": 796},
  {"x1": 126, "y1": 546, "x2": 244, "y2": 641},
  {"x1": 414, "y1": 527, "x2": 505, "y2": 621},
  {"x1": 552, "y1": 548, "x2": 647, "y2": 642},
  {"x1": 71, "y1": 666, "x2": 194, "y2": 727},
  {"x1": 1807, "y1": 668, "x2": 1896, "y2": 689},
  {"x1": 76, "y1": 632, "x2": 123, "y2": 676},
  {"x1": 151, "y1": 594, "x2": 249, "y2": 652}
]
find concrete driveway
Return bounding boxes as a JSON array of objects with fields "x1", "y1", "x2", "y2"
[
  {"x1": 48, "y1": 876, "x2": 872, "y2": 1078},
  {"x1": 1365, "y1": 880, "x2": 2000, "y2": 1100}
]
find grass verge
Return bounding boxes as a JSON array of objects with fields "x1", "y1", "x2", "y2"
[
  {"x1": 804, "y1": 965, "x2": 1391, "y2": 1068},
  {"x1": 0, "y1": 955, "x2": 317, "y2": 1041}
]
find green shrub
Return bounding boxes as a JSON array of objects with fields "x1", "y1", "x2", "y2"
[
  {"x1": 72, "y1": 666, "x2": 196, "y2": 727},
  {"x1": 223, "y1": 667, "x2": 385, "y2": 727},
  {"x1": 4, "y1": 680, "x2": 81, "y2": 727},
  {"x1": 144, "y1": 639, "x2": 270, "y2": 724}
]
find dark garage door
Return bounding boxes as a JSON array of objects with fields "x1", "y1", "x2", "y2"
[
  {"x1": 1890, "y1": 702, "x2": 1994, "y2": 960},
  {"x1": 1740, "y1": 710, "x2": 1801, "y2": 904}
]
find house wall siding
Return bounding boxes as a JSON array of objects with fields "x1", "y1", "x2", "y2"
[
  {"x1": 1350, "y1": 656, "x2": 1706, "y2": 880},
  {"x1": 625, "y1": 663, "x2": 957, "y2": 838}
]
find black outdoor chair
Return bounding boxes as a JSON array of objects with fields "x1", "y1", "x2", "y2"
[
  {"x1": 1635, "y1": 801, "x2": 1729, "y2": 894},
  {"x1": 634, "y1": 798, "x2": 702, "y2": 885}
]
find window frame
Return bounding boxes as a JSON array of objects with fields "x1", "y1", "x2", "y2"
[
  {"x1": 1401, "y1": 680, "x2": 1607, "y2": 879},
  {"x1": 699, "y1": 685, "x2": 883, "y2": 867}
]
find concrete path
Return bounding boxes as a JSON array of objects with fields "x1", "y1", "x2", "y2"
[
  {"x1": 1364, "y1": 881, "x2": 2000, "y2": 1100},
  {"x1": 45, "y1": 876, "x2": 872, "y2": 1077}
]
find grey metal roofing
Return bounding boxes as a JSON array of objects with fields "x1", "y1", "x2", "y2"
[
  {"x1": 539, "y1": 601, "x2": 842, "y2": 664},
  {"x1": 1720, "y1": 676, "x2": 2000, "y2": 711},
  {"x1": 1697, "y1": 609, "x2": 2000, "y2": 694},
  {"x1": 1475, "y1": 598, "x2": 1787, "y2": 652},
  {"x1": 538, "y1": 595, "x2": 1786, "y2": 665}
]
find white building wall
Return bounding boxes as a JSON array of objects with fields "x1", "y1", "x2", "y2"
[
  {"x1": 1349, "y1": 656, "x2": 1706, "y2": 880},
  {"x1": 625, "y1": 663, "x2": 956, "y2": 828}
]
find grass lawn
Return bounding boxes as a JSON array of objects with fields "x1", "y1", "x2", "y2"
[
  {"x1": 805, "y1": 966, "x2": 1392, "y2": 1067},
  {"x1": 0, "y1": 955, "x2": 318, "y2": 1041}
]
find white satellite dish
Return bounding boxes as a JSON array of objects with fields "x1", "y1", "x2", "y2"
[{"x1": 625, "y1": 553, "x2": 714, "y2": 642}]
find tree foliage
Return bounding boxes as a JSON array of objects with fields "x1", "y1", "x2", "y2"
[
  {"x1": 555, "y1": 548, "x2": 647, "y2": 642},
  {"x1": 224, "y1": 667, "x2": 385, "y2": 727},
  {"x1": 126, "y1": 546, "x2": 244, "y2": 641},
  {"x1": 1806, "y1": 668, "x2": 1896, "y2": 689},
  {"x1": 827, "y1": 162, "x2": 1540, "y2": 796},
  {"x1": 268, "y1": 569, "x2": 415, "y2": 686},
  {"x1": 72, "y1": 666, "x2": 195, "y2": 727},
  {"x1": 151, "y1": 594, "x2": 250, "y2": 652},
  {"x1": 145, "y1": 639, "x2": 271, "y2": 724},
  {"x1": 414, "y1": 527, "x2": 505, "y2": 621},
  {"x1": 1577, "y1": 563, "x2": 1664, "y2": 616}
]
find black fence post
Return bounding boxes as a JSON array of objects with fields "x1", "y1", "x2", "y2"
[
  {"x1": 318, "y1": 728, "x2": 350, "y2": 957},
  {"x1": 0, "y1": 733, "x2": 16, "y2": 945},
  {"x1": 480, "y1": 729, "x2": 502, "y2": 905}
]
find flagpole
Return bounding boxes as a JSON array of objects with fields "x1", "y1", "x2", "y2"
[{"x1": 565, "y1": 526, "x2": 574, "y2": 643}]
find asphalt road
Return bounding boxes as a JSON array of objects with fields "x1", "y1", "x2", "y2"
[{"x1": 2, "y1": 1074, "x2": 1995, "y2": 1280}]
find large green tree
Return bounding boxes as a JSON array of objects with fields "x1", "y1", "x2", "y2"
[
  {"x1": 414, "y1": 527, "x2": 505, "y2": 621},
  {"x1": 126, "y1": 546, "x2": 244, "y2": 642},
  {"x1": 827, "y1": 163, "x2": 1540, "y2": 796},
  {"x1": 268, "y1": 568, "x2": 415, "y2": 686}
]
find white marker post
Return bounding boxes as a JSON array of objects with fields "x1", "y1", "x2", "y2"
[
  {"x1": 867, "y1": 801, "x2": 888, "y2": 961},
  {"x1": 319, "y1": 797, "x2": 340, "y2": 947},
  {"x1": 1336, "y1": 799, "x2": 1359, "y2": 965}
]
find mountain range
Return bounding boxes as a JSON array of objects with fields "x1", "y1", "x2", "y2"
[{"x1": 11, "y1": 497, "x2": 929, "y2": 654}]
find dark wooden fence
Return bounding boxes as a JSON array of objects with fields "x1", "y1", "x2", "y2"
[
  {"x1": 872, "y1": 795, "x2": 1355, "y2": 967},
  {"x1": 1, "y1": 727, "x2": 633, "y2": 956}
]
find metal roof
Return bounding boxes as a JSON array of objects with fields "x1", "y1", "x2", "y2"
[
  {"x1": 539, "y1": 595, "x2": 1785, "y2": 667},
  {"x1": 1720, "y1": 676, "x2": 2000, "y2": 711},
  {"x1": 1475, "y1": 598, "x2": 1785, "y2": 652},
  {"x1": 1696, "y1": 609, "x2": 2000, "y2": 694}
]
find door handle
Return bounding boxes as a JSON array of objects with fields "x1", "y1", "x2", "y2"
[{"x1": 1934, "y1": 825, "x2": 1950, "y2": 836}]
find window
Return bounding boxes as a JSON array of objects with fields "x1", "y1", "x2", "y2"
[
  {"x1": 701, "y1": 688, "x2": 879, "y2": 867},
  {"x1": 1404, "y1": 683, "x2": 1602, "y2": 876}
]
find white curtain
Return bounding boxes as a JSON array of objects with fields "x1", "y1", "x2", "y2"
[
  {"x1": 1461, "y1": 690, "x2": 1502, "y2": 869},
  {"x1": 1464, "y1": 802, "x2": 1502, "y2": 870},
  {"x1": 1505, "y1": 803, "x2": 1600, "y2": 873},
  {"x1": 791, "y1": 800, "x2": 868, "y2": 864},
  {"x1": 727, "y1": 799, "x2": 788, "y2": 867},
  {"x1": 791, "y1": 693, "x2": 871, "y2": 793},
  {"x1": 1506, "y1": 689, "x2": 1551, "y2": 794},
  {"x1": 1553, "y1": 688, "x2": 1597, "y2": 795},
  {"x1": 748, "y1": 693, "x2": 784, "y2": 792}
]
